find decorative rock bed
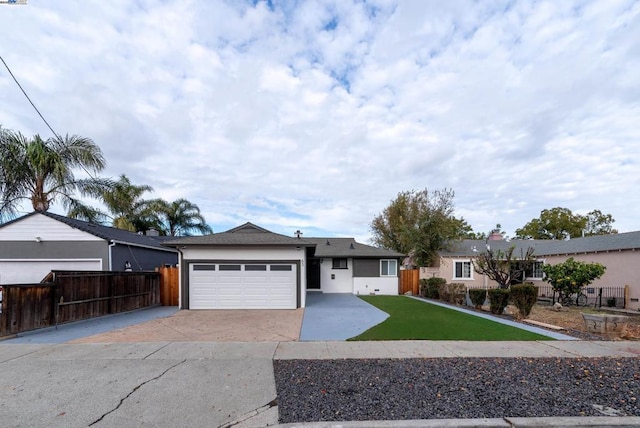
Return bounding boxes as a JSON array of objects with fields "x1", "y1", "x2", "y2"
[{"x1": 581, "y1": 313, "x2": 629, "y2": 338}]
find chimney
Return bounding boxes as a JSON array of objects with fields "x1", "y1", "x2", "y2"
[
  {"x1": 488, "y1": 231, "x2": 503, "y2": 241},
  {"x1": 146, "y1": 228, "x2": 160, "y2": 237}
]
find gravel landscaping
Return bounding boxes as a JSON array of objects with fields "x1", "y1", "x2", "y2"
[{"x1": 274, "y1": 357, "x2": 640, "y2": 423}]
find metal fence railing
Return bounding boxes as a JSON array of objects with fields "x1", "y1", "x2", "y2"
[{"x1": 462, "y1": 284, "x2": 627, "y2": 309}]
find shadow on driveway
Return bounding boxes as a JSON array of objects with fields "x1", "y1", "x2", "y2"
[{"x1": 300, "y1": 293, "x2": 389, "y2": 341}]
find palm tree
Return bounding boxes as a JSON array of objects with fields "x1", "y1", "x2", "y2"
[
  {"x1": 101, "y1": 174, "x2": 155, "y2": 232},
  {"x1": 0, "y1": 128, "x2": 108, "y2": 221},
  {"x1": 148, "y1": 198, "x2": 212, "y2": 236}
]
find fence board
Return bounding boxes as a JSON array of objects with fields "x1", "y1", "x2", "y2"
[
  {"x1": 158, "y1": 266, "x2": 179, "y2": 306},
  {"x1": 399, "y1": 269, "x2": 419, "y2": 295},
  {"x1": 0, "y1": 271, "x2": 160, "y2": 336}
]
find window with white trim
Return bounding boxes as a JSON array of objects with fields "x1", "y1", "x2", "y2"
[
  {"x1": 454, "y1": 260, "x2": 472, "y2": 279},
  {"x1": 332, "y1": 258, "x2": 348, "y2": 269},
  {"x1": 526, "y1": 261, "x2": 544, "y2": 279},
  {"x1": 380, "y1": 259, "x2": 397, "y2": 276}
]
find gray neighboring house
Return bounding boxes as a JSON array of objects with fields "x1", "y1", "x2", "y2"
[
  {"x1": 163, "y1": 222, "x2": 404, "y2": 310},
  {"x1": 0, "y1": 211, "x2": 179, "y2": 284}
]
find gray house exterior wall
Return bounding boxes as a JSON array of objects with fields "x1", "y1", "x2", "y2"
[
  {"x1": 0, "y1": 241, "x2": 109, "y2": 267},
  {"x1": 111, "y1": 244, "x2": 178, "y2": 272}
]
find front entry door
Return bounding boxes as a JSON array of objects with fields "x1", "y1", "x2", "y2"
[{"x1": 307, "y1": 258, "x2": 321, "y2": 290}]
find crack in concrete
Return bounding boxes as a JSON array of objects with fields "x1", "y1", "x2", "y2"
[
  {"x1": 88, "y1": 359, "x2": 186, "y2": 426},
  {"x1": 218, "y1": 398, "x2": 278, "y2": 428}
]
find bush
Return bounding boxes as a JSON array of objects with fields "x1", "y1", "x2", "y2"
[
  {"x1": 510, "y1": 283, "x2": 537, "y2": 319},
  {"x1": 418, "y1": 279, "x2": 428, "y2": 297},
  {"x1": 468, "y1": 289, "x2": 487, "y2": 309},
  {"x1": 421, "y1": 277, "x2": 445, "y2": 299},
  {"x1": 439, "y1": 282, "x2": 466, "y2": 304},
  {"x1": 488, "y1": 288, "x2": 510, "y2": 315},
  {"x1": 607, "y1": 296, "x2": 617, "y2": 308}
]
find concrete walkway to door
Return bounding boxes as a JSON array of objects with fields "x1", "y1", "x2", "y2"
[{"x1": 300, "y1": 293, "x2": 389, "y2": 341}]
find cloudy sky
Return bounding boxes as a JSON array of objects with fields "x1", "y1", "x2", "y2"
[{"x1": 1, "y1": 0, "x2": 639, "y2": 242}]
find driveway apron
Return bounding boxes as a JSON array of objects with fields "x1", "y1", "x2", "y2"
[{"x1": 300, "y1": 293, "x2": 389, "y2": 341}]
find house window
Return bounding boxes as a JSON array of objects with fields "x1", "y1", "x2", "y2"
[
  {"x1": 454, "y1": 261, "x2": 472, "y2": 279},
  {"x1": 380, "y1": 259, "x2": 397, "y2": 276},
  {"x1": 332, "y1": 258, "x2": 348, "y2": 269},
  {"x1": 526, "y1": 261, "x2": 544, "y2": 279}
]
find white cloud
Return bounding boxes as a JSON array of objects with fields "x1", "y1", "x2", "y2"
[{"x1": 1, "y1": 0, "x2": 639, "y2": 241}]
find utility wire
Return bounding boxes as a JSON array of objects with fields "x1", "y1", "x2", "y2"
[
  {"x1": 0, "y1": 54, "x2": 61, "y2": 139},
  {"x1": 0, "y1": 53, "x2": 102, "y2": 182}
]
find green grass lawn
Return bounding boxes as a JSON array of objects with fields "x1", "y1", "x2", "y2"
[{"x1": 349, "y1": 296, "x2": 552, "y2": 341}]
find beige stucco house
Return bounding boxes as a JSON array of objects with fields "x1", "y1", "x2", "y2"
[{"x1": 422, "y1": 231, "x2": 640, "y2": 310}]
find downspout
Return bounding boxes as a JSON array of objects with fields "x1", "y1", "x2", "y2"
[
  {"x1": 176, "y1": 246, "x2": 184, "y2": 309},
  {"x1": 108, "y1": 240, "x2": 116, "y2": 271}
]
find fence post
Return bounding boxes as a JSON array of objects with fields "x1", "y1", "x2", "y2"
[
  {"x1": 108, "y1": 274, "x2": 114, "y2": 314},
  {"x1": 624, "y1": 285, "x2": 629, "y2": 309}
]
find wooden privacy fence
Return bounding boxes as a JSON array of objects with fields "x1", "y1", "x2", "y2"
[
  {"x1": 157, "y1": 266, "x2": 179, "y2": 306},
  {"x1": 0, "y1": 271, "x2": 160, "y2": 337},
  {"x1": 399, "y1": 269, "x2": 420, "y2": 295}
]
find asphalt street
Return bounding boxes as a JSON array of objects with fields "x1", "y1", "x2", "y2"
[{"x1": 2, "y1": 341, "x2": 640, "y2": 428}]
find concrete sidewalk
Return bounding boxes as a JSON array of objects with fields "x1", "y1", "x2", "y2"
[{"x1": 1, "y1": 340, "x2": 639, "y2": 427}]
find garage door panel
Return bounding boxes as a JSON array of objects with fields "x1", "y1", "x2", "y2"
[{"x1": 189, "y1": 262, "x2": 296, "y2": 309}]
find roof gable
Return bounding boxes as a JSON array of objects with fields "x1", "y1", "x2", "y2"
[
  {"x1": 0, "y1": 211, "x2": 176, "y2": 251},
  {"x1": 225, "y1": 222, "x2": 271, "y2": 233},
  {"x1": 165, "y1": 223, "x2": 311, "y2": 247},
  {"x1": 0, "y1": 212, "x2": 102, "y2": 242}
]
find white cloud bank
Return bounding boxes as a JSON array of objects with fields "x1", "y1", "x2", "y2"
[{"x1": 1, "y1": 0, "x2": 639, "y2": 242}]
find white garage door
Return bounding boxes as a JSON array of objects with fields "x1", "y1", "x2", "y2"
[
  {"x1": 189, "y1": 263, "x2": 297, "y2": 309},
  {"x1": 0, "y1": 259, "x2": 103, "y2": 284}
]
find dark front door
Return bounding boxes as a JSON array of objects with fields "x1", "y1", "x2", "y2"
[{"x1": 307, "y1": 258, "x2": 321, "y2": 290}]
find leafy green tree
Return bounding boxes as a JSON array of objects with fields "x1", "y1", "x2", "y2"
[
  {"x1": 0, "y1": 128, "x2": 108, "y2": 221},
  {"x1": 456, "y1": 217, "x2": 487, "y2": 239},
  {"x1": 584, "y1": 209, "x2": 617, "y2": 236},
  {"x1": 515, "y1": 207, "x2": 585, "y2": 240},
  {"x1": 472, "y1": 246, "x2": 536, "y2": 289},
  {"x1": 147, "y1": 198, "x2": 212, "y2": 236},
  {"x1": 370, "y1": 188, "x2": 465, "y2": 266},
  {"x1": 542, "y1": 257, "x2": 606, "y2": 299},
  {"x1": 515, "y1": 207, "x2": 616, "y2": 240}
]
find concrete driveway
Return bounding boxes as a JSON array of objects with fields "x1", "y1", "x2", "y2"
[
  {"x1": 299, "y1": 293, "x2": 389, "y2": 341},
  {"x1": 70, "y1": 308, "x2": 304, "y2": 343}
]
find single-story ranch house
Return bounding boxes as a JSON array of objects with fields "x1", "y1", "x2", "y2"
[
  {"x1": 0, "y1": 211, "x2": 178, "y2": 284},
  {"x1": 163, "y1": 222, "x2": 404, "y2": 310},
  {"x1": 427, "y1": 231, "x2": 640, "y2": 311}
]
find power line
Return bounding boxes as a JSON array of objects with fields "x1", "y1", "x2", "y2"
[
  {"x1": 0, "y1": 54, "x2": 61, "y2": 139},
  {"x1": 0, "y1": 53, "x2": 102, "y2": 182}
]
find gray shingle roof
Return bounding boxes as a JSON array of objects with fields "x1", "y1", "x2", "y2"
[
  {"x1": 164, "y1": 222, "x2": 313, "y2": 247},
  {"x1": 440, "y1": 231, "x2": 640, "y2": 257},
  {"x1": 0, "y1": 211, "x2": 177, "y2": 251},
  {"x1": 305, "y1": 237, "x2": 404, "y2": 258},
  {"x1": 162, "y1": 222, "x2": 403, "y2": 257}
]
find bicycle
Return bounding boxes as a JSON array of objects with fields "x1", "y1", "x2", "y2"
[{"x1": 561, "y1": 291, "x2": 588, "y2": 307}]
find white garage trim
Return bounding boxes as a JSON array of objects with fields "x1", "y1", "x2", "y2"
[
  {"x1": 189, "y1": 262, "x2": 298, "y2": 309},
  {"x1": 0, "y1": 259, "x2": 103, "y2": 284}
]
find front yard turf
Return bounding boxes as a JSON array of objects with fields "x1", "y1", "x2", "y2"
[{"x1": 350, "y1": 296, "x2": 552, "y2": 341}]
